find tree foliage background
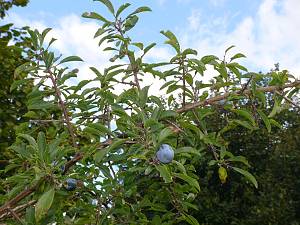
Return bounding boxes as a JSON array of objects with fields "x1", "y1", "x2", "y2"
[{"x1": 0, "y1": 0, "x2": 299, "y2": 224}]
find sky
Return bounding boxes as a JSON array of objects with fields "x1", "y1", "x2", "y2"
[{"x1": 2, "y1": 0, "x2": 300, "y2": 83}]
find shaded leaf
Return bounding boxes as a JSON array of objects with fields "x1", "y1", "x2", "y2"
[
  {"x1": 155, "y1": 164, "x2": 172, "y2": 183},
  {"x1": 35, "y1": 188, "x2": 55, "y2": 222},
  {"x1": 232, "y1": 167, "x2": 258, "y2": 188}
]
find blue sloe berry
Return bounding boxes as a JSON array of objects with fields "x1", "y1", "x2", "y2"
[
  {"x1": 156, "y1": 144, "x2": 174, "y2": 164},
  {"x1": 65, "y1": 178, "x2": 77, "y2": 191}
]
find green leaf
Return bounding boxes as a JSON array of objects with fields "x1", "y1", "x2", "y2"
[
  {"x1": 37, "y1": 132, "x2": 46, "y2": 155},
  {"x1": 35, "y1": 188, "x2": 55, "y2": 222},
  {"x1": 232, "y1": 167, "x2": 258, "y2": 188},
  {"x1": 84, "y1": 123, "x2": 111, "y2": 136},
  {"x1": 139, "y1": 85, "x2": 150, "y2": 107},
  {"x1": 28, "y1": 29, "x2": 38, "y2": 49},
  {"x1": 175, "y1": 147, "x2": 201, "y2": 156},
  {"x1": 108, "y1": 139, "x2": 126, "y2": 152},
  {"x1": 128, "y1": 6, "x2": 152, "y2": 17},
  {"x1": 228, "y1": 62, "x2": 248, "y2": 72},
  {"x1": 227, "y1": 155, "x2": 250, "y2": 167},
  {"x1": 82, "y1": 12, "x2": 109, "y2": 23},
  {"x1": 94, "y1": 149, "x2": 109, "y2": 163},
  {"x1": 201, "y1": 55, "x2": 219, "y2": 64},
  {"x1": 173, "y1": 173, "x2": 200, "y2": 192},
  {"x1": 269, "y1": 119, "x2": 282, "y2": 129},
  {"x1": 159, "y1": 110, "x2": 178, "y2": 120},
  {"x1": 116, "y1": 3, "x2": 131, "y2": 18},
  {"x1": 232, "y1": 119, "x2": 254, "y2": 130},
  {"x1": 182, "y1": 213, "x2": 200, "y2": 225},
  {"x1": 59, "y1": 56, "x2": 83, "y2": 64},
  {"x1": 233, "y1": 109, "x2": 256, "y2": 126},
  {"x1": 18, "y1": 134, "x2": 38, "y2": 151},
  {"x1": 158, "y1": 127, "x2": 174, "y2": 144},
  {"x1": 230, "y1": 53, "x2": 246, "y2": 61},
  {"x1": 225, "y1": 45, "x2": 235, "y2": 54},
  {"x1": 95, "y1": 0, "x2": 114, "y2": 14},
  {"x1": 124, "y1": 15, "x2": 139, "y2": 31},
  {"x1": 155, "y1": 164, "x2": 172, "y2": 183},
  {"x1": 160, "y1": 30, "x2": 180, "y2": 53},
  {"x1": 10, "y1": 79, "x2": 29, "y2": 92},
  {"x1": 160, "y1": 80, "x2": 177, "y2": 90},
  {"x1": 94, "y1": 28, "x2": 106, "y2": 38},
  {"x1": 143, "y1": 43, "x2": 156, "y2": 55},
  {"x1": 257, "y1": 109, "x2": 271, "y2": 132},
  {"x1": 182, "y1": 48, "x2": 197, "y2": 56},
  {"x1": 173, "y1": 161, "x2": 187, "y2": 174},
  {"x1": 132, "y1": 42, "x2": 144, "y2": 50},
  {"x1": 268, "y1": 99, "x2": 281, "y2": 118}
]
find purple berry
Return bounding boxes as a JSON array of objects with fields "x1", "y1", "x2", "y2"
[
  {"x1": 65, "y1": 178, "x2": 77, "y2": 191},
  {"x1": 156, "y1": 144, "x2": 174, "y2": 164}
]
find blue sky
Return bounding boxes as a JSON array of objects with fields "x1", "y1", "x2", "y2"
[{"x1": 2, "y1": 0, "x2": 300, "y2": 82}]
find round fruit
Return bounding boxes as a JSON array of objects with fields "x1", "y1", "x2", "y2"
[
  {"x1": 156, "y1": 144, "x2": 174, "y2": 164},
  {"x1": 218, "y1": 166, "x2": 227, "y2": 184},
  {"x1": 65, "y1": 178, "x2": 77, "y2": 191}
]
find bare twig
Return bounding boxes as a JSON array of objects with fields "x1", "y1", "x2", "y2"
[{"x1": 177, "y1": 80, "x2": 300, "y2": 113}]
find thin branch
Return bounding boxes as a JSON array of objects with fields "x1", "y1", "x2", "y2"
[
  {"x1": 0, "y1": 200, "x2": 36, "y2": 221},
  {"x1": 275, "y1": 90, "x2": 300, "y2": 109},
  {"x1": 238, "y1": 74, "x2": 253, "y2": 94},
  {"x1": 191, "y1": 110, "x2": 219, "y2": 161},
  {"x1": 176, "y1": 80, "x2": 300, "y2": 113},
  {"x1": 181, "y1": 57, "x2": 186, "y2": 107},
  {"x1": 0, "y1": 179, "x2": 43, "y2": 217},
  {"x1": 7, "y1": 208, "x2": 24, "y2": 224},
  {"x1": 30, "y1": 119, "x2": 62, "y2": 123},
  {"x1": 47, "y1": 70, "x2": 77, "y2": 147}
]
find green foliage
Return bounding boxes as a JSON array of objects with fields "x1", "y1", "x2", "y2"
[
  {"x1": 0, "y1": 23, "x2": 33, "y2": 168},
  {"x1": 0, "y1": 0, "x2": 29, "y2": 18},
  {"x1": 0, "y1": 0, "x2": 299, "y2": 224}
]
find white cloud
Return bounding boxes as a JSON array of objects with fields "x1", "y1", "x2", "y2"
[{"x1": 181, "y1": 0, "x2": 300, "y2": 78}]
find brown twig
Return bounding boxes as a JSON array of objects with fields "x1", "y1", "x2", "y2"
[
  {"x1": 275, "y1": 90, "x2": 300, "y2": 109},
  {"x1": 176, "y1": 80, "x2": 300, "y2": 113},
  {"x1": 191, "y1": 110, "x2": 219, "y2": 160},
  {"x1": 181, "y1": 57, "x2": 186, "y2": 108},
  {"x1": 7, "y1": 208, "x2": 24, "y2": 224},
  {"x1": 0, "y1": 200, "x2": 36, "y2": 220},
  {"x1": 238, "y1": 73, "x2": 253, "y2": 94},
  {"x1": 30, "y1": 119, "x2": 62, "y2": 123},
  {"x1": 0, "y1": 179, "x2": 43, "y2": 217},
  {"x1": 47, "y1": 70, "x2": 77, "y2": 147}
]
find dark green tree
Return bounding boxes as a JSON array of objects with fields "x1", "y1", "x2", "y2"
[{"x1": 0, "y1": 1, "x2": 32, "y2": 170}]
